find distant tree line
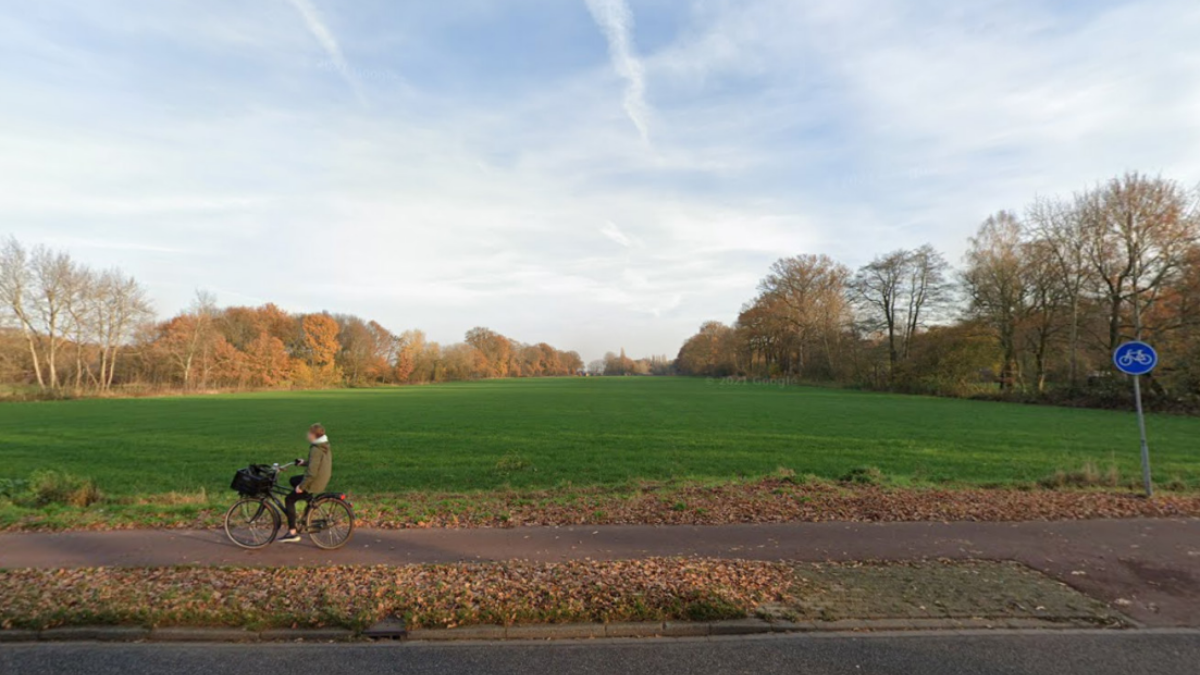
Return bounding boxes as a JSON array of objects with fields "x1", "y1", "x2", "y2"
[
  {"x1": 0, "y1": 237, "x2": 583, "y2": 398},
  {"x1": 676, "y1": 172, "x2": 1200, "y2": 411},
  {"x1": 586, "y1": 349, "x2": 673, "y2": 377}
]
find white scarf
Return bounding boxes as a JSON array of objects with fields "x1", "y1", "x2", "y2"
[{"x1": 312, "y1": 435, "x2": 329, "y2": 445}]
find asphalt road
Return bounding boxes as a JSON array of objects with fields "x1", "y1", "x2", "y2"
[{"x1": 4, "y1": 631, "x2": 1200, "y2": 675}]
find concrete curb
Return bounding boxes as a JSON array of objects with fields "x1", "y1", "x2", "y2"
[
  {"x1": 0, "y1": 630, "x2": 40, "y2": 642},
  {"x1": 0, "y1": 627, "x2": 354, "y2": 644},
  {"x1": 40, "y1": 626, "x2": 150, "y2": 642},
  {"x1": 149, "y1": 627, "x2": 259, "y2": 643},
  {"x1": 259, "y1": 628, "x2": 357, "y2": 642},
  {"x1": 402, "y1": 616, "x2": 1113, "y2": 641},
  {"x1": 0, "y1": 617, "x2": 1118, "y2": 644}
]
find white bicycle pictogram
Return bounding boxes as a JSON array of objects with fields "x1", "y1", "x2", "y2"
[{"x1": 1117, "y1": 349, "x2": 1154, "y2": 367}]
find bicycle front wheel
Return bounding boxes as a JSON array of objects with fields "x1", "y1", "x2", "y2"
[
  {"x1": 306, "y1": 497, "x2": 355, "y2": 550},
  {"x1": 224, "y1": 498, "x2": 281, "y2": 549}
]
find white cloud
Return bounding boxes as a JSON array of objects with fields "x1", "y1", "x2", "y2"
[
  {"x1": 599, "y1": 221, "x2": 633, "y2": 247},
  {"x1": 584, "y1": 0, "x2": 651, "y2": 142},
  {"x1": 3, "y1": 0, "x2": 1200, "y2": 360}
]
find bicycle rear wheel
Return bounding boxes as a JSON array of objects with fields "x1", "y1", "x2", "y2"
[
  {"x1": 306, "y1": 497, "x2": 355, "y2": 550},
  {"x1": 224, "y1": 498, "x2": 281, "y2": 549}
]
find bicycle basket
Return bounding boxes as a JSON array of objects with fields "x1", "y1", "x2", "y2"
[{"x1": 230, "y1": 465, "x2": 275, "y2": 496}]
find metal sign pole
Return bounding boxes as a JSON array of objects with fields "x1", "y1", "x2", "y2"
[
  {"x1": 1132, "y1": 374, "x2": 1152, "y2": 498},
  {"x1": 1114, "y1": 341, "x2": 1156, "y2": 499}
]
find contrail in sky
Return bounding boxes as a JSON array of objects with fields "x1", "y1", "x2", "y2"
[
  {"x1": 585, "y1": 0, "x2": 650, "y2": 142},
  {"x1": 286, "y1": 0, "x2": 367, "y2": 106}
]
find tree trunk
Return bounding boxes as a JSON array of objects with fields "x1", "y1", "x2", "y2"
[
  {"x1": 1108, "y1": 295, "x2": 1123, "y2": 353},
  {"x1": 886, "y1": 326, "x2": 898, "y2": 376},
  {"x1": 1034, "y1": 332, "x2": 1049, "y2": 394},
  {"x1": 46, "y1": 334, "x2": 59, "y2": 389},
  {"x1": 106, "y1": 348, "x2": 120, "y2": 390},
  {"x1": 74, "y1": 341, "x2": 85, "y2": 391},
  {"x1": 1068, "y1": 294, "x2": 1079, "y2": 387},
  {"x1": 23, "y1": 330, "x2": 46, "y2": 390}
]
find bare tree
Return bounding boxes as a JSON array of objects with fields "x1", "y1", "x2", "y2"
[
  {"x1": 63, "y1": 264, "x2": 98, "y2": 391},
  {"x1": 962, "y1": 211, "x2": 1027, "y2": 389},
  {"x1": 30, "y1": 245, "x2": 79, "y2": 389},
  {"x1": 1020, "y1": 238, "x2": 1070, "y2": 392},
  {"x1": 851, "y1": 245, "x2": 953, "y2": 374},
  {"x1": 1027, "y1": 195, "x2": 1091, "y2": 386},
  {"x1": 0, "y1": 238, "x2": 46, "y2": 388},
  {"x1": 905, "y1": 245, "x2": 955, "y2": 349},
  {"x1": 0, "y1": 239, "x2": 81, "y2": 390},
  {"x1": 94, "y1": 269, "x2": 153, "y2": 391},
  {"x1": 851, "y1": 249, "x2": 907, "y2": 370}
]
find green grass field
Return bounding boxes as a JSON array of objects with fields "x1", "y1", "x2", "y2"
[{"x1": 2, "y1": 377, "x2": 1199, "y2": 497}]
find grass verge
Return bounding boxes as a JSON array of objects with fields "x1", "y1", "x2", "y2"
[{"x1": 3, "y1": 472, "x2": 1200, "y2": 532}]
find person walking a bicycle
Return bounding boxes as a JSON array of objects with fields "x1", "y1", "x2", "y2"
[{"x1": 280, "y1": 423, "x2": 332, "y2": 544}]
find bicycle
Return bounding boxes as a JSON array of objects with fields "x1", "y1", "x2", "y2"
[{"x1": 224, "y1": 461, "x2": 355, "y2": 550}]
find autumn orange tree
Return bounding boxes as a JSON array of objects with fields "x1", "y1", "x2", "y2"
[
  {"x1": 0, "y1": 236, "x2": 597, "y2": 398},
  {"x1": 292, "y1": 313, "x2": 340, "y2": 387}
]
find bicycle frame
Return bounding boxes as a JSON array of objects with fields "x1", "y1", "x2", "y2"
[{"x1": 248, "y1": 464, "x2": 316, "y2": 531}]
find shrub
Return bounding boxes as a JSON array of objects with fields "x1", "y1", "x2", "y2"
[
  {"x1": 1038, "y1": 462, "x2": 1121, "y2": 490},
  {"x1": 839, "y1": 466, "x2": 886, "y2": 486},
  {"x1": 681, "y1": 595, "x2": 745, "y2": 622},
  {"x1": 1164, "y1": 477, "x2": 1188, "y2": 492},
  {"x1": 0, "y1": 478, "x2": 29, "y2": 501},
  {"x1": 25, "y1": 471, "x2": 103, "y2": 507},
  {"x1": 494, "y1": 452, "x2": 531, "y2": 474}
]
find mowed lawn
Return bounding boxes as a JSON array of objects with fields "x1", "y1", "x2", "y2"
[{"x1": 2, "y1": 377, "x2": 1199, "y2": 496}]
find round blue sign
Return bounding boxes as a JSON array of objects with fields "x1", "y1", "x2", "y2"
[{"x1": 1113, "y1": 341, "x2": 1158, "y2": 375}]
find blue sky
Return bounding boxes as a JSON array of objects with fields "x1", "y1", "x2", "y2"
[{"x1": 3, "y1": 0, "x2": 1199, "y2": 359}]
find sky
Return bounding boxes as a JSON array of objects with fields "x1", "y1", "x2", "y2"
[{"x1": 2, "y1": 0, "x2": 1199, "y2": 361}]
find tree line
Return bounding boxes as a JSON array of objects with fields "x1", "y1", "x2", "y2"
[
  {"x1": 0, "y1": 237, "x2": 585, "y2": 397},
  {"x1": 676, "y1": 172, "x2": 1200, "y2": 410},
  {"x1": 588, "y1": 349, "x2": 673, "y2": 377}
]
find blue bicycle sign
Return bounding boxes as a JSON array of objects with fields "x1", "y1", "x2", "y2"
[{"x1": 1113, "y1": 341, "x2": 1158, "y2": 376}]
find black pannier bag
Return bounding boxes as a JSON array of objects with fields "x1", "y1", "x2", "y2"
[{"x1": 231, "y1": 465, "x2": 275, "y2": 496}]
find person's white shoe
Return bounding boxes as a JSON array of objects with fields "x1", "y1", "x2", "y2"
[{"x1": 278, "y1": 533, "x2": 302, "y2": 543}]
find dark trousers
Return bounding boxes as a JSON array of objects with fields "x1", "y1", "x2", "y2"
[{"x1": 284, "y1": 475, "x2": 311, "y2": 531}]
